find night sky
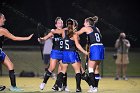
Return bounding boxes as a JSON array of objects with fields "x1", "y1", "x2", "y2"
[{"x1": 0, "y1": 0, "x2": 140, "y2": 47}]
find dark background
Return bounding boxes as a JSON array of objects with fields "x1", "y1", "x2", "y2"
[{"x1": 0, "y1": 0, "x2": 139, "y2": 47}]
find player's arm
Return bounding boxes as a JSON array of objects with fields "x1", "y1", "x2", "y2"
[
  {"x1": 38, "y1": 30, "x2": 53, "y2": 42},
  {"x1": 73, "y1": 33, "x2": 88, "y2": 55},
  {"x1": 76, "y1": 27, "x2": 86, "y2": 35},
  {"x1": 0, "y1": 28, "x2": 33, "y2": 41}
]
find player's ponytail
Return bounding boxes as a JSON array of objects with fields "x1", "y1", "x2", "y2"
[{"x1": 92, "y1": 16, "x2": 98, "y2": 24}]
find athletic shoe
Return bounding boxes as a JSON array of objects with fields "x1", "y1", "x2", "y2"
[
  {"x1": 40, "y1": 83, "x2": 45, "y2": 90},
  {"x1": 76, "y1": 87, "x2": 81, "y2": 92},
  {"x1": 87, "y1": 86, "x2": 98, "y2": 92},
  {"x1": 63, "y1": 86, "x2": 70, "y2": 92},
  {"x1": 114, "y1": 77, "x2": 121, "y2": 80},
  {"x1": 0, "y1": 86, "x2": 6, "y2": 91},
  {"x1": 52, "y1": 85, "x2": 58, "y2": 91},
  {"x1": 9, "y1": 86, "x2": 24, "y2": 92},
  {"x1": 58, "y1": 87, "x2": 63, "y2": 91},
  {"x1": 123, "y1": 77, "x2": 128, "y2": 80}
]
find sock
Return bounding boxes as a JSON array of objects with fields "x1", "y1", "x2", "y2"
[
  {"x1": 95, "y1": 74, "x2": 101, "y2": 88},
  {"x1": 45, "y1": 68, "x2": 48, "y2": 71},
  {"x1": 9, "y1": 70, "x2": 16, "y2": 87},
  {"x1": 53, "y1": 74, "x2": 58, "y2": 87},
  {"x1": 43, "y1": 70, "x2": 52, "y2": 83},
  {"x1": 89, "y1": 72, "x2": 95, "y2": 87},
  {"x1": 56, "y1": 72, "x2": 64, "y2": 88},
  {"x1": 81, "y1": 72, "x2": 91, "y2": 86},
  {"x1": 75, "y1": 73, "x2": 81, "y2": 89},
  {"x1": 63, "y1": 73, "x2": 67, "y2": 87}
]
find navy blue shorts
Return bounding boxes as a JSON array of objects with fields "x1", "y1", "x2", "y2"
[
  {"x1": 62, "y1": 51, "x2": 81, "y2": 64},
  {"x1": 50, "y1": 49, "x2": 63, "y2": 60},
  {"x1": 0, "y1": 50, "x2": 6, "y2": 63},
  {"x1": 89, "y1": 44, "x2": 104, "y2": 61}
]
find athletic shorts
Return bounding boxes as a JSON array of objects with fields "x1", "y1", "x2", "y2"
[
  {"x1": 62, "y1": 51, "x2": 81, "y2": 64},
  {"x1": 89, "y1": 44, "x2": 104, "y2": 61},
  {"x1": 50, "y1": 49, "x2": 63, "y2": 60},
  {"x1": 115, "y1": 54, "x2": 129, "y2": 64},
  {"x1": 43, "y1": 54, "x2": 50, "y2": 64},
  {"x1": 0, "y1": 50, "x2": 6, "y2": 63}
]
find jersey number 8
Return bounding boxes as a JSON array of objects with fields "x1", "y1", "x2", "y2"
[{"x1": 95, "y1": 33, "x2": 101, "y2": 42}]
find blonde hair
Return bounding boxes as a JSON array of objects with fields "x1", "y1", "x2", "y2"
[
  {"x1": 85, "y1": 16, "x2": 98, "y2": 26},
  {"x1": 55, "y1": 17, "x2": 63, "y2": 24}
]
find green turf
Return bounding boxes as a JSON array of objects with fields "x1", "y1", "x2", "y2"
[
  {"x1": 1, "y1": 47, "x2": 140, "y2": 77},
  {"x1": 0, "y1": 77, "x2": 140, "y2": 93}
]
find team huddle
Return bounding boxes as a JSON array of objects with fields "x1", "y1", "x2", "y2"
[{"x1": 0, "y1": 13, "x2": 104, "y2": 92}]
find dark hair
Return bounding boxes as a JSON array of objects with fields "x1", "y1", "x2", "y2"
[
  {"x1": 85, "y1": 16, "x2": 98, "y2": 26},
  {"x1": 74, "y1": 19, "x2": 78, "y2": 30},
  {"x1": 66, "y1": 18, "x2": 74, "y2": 26},
  {"x1": 66, "y1": 18, "x2": 75, "y2": 38},
  {"x1": 55, "y1": 17, "x2": 62, "y2": 24}
]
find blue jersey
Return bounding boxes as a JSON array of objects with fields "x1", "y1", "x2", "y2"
[{"x1": 87, "y1": 26, "x2": 104, "y2": 61}]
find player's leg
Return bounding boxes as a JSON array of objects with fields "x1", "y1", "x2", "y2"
[
  {"x1": 94, "y1": 62, "x2": 101, "y2": 91},
  {"x1": 57, "y1": 64, "x2": 68, "y2": 91},
  {"x1": 72, "y1": 62, "x2": 81, "y2": 92},
  {"x1": 40, "y1": 58, "x2": 57, "y2": 90},
  {"x1": 3, "y1": 55, "x2": 23, "y2": 92},
  {"x1": 52, "y1": 63, "x2": 62, "y2": 91}
]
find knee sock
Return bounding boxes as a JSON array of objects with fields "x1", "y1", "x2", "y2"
[
  {"x1": 56, "y1": 72, "x2": 64, "y2": 88},
  {"x1": 53, "y1": 74, "x2": 58, "y2": 87},
  {"x1": 43, "y1": 70, "x2": 52, "y2": 83},
  {"x1": 89, "y1": 72, "x2": 95, "y2": 87},
  {"x1": 9, "y1": 70, "x2": 16, "y2": 87},
  {"x1": 95, "y1": 74, "x2": 101, "y2": 88},
  {"x1": 45, "y1": 68, "x2": 48, "y2": 71},
  {"x1": 63, "y1": 73, "x2": 67, "y2": 87},
  {"x1": 75, "y1": 73, "x2": 81, "y2": 89}
]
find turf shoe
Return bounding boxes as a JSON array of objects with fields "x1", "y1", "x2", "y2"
[
  {"x1": 0, "y1": 86, "x2": 6, "y2": 91},
  {"x1": 52, "y1": 85, "x2": 58, "y2": 91},
  {"x1": 87, "y1": 86, "x2": 98, "y2": 92},
  {"x1": 40, "y1": 83, "x2": 45, "y2": 90},
  {"x1": 9, "y1": 86, "x2": 24, "y2": 92},
  {"x1": 63, "y1": 86, "x2": 70, "y2": 92},
  {"x1": 76, "y1": 87, "x2": 81, "y2": 92}
]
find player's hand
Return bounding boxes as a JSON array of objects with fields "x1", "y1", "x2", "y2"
[
  {"x1": 38, "y1": 37, "x2": 44, "y2": 42},
  {"x1": 84, "y1": 51, "x2": 89, "y2": 55},
  {"x1": 27, "y1": 34, "x2": 34, "y2": 40}
]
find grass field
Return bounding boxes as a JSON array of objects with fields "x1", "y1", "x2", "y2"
[
  {"x1": 1, "y1": 47, "x2": 140, "y2": 77},
  {"x1": 0, "y1": 76, "x2": 140, "y2": 93},
  {"x1": 0, "y1": 46, "x2": 140, "y2": 93}
]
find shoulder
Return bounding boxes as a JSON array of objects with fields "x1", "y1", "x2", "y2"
[
  {"x1": 0, "y1": 27, "x2": 8, "y2": 35},
  {"x1": 0, "y1": 27, "x2": 7, "y2": 31}
]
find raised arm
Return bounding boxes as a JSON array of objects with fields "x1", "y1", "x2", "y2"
[
  {"x1": 38, "y1": 31, "x2": 53, "y2": 42},
  {"x1": 76, "y1": 27, "x2": 86, "y2": 35},
  {"x1": 0, "y1": 28, "x2": 33, "y2": 41},
  {"x1": 73, "y1": 33, "x2": 88, "y2": 55}
]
